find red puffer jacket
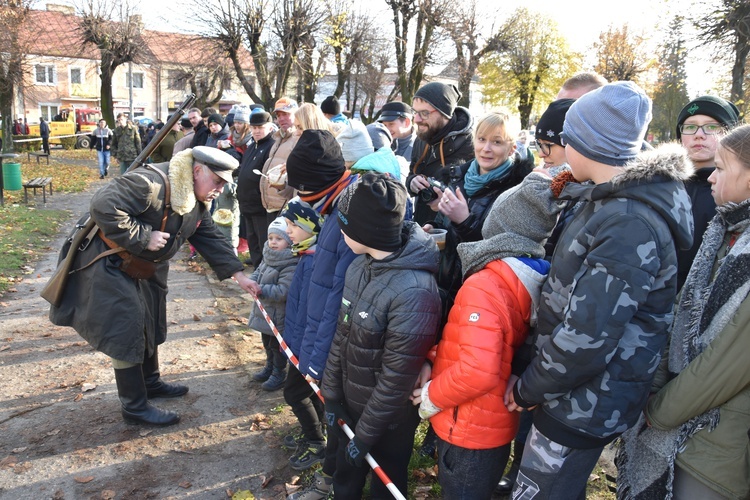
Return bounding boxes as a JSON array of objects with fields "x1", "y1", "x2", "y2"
[{"x1": 429, "y1": 259, "x2": 532, "y2": 449}]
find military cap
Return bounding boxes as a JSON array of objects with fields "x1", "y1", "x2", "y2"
[
  {"x1": 377, "y1": 101, "x2": 412, "y2": 122},
  {"x1": 192, "y1": 146, "x2": 238, "y2": 183}
]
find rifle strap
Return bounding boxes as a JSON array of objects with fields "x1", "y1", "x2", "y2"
[{"x1": 72, "y1": 164, "x2": 173, "y2": 274}]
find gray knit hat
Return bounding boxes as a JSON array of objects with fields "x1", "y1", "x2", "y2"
[
  {"x1": 233, "y1": 106, "x2": 251, "y2": 124},
  {"x1": 561, "y1": 81, "x2": 652, "y2": 167},
  {"x1": 413, "y1": 82, "x2": 461, "y2": 118},
  {"x1": 337, "y1": 120, "x2": 373, "y2": 163},
  {"x1": 458, "y1": 172, "x2": 565, "y2": 277},
  {"x1": 267, "y1": 216, "x2": 292, "y2": 246}
]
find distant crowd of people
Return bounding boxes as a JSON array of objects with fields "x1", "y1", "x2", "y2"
[{"x1": 51, "y1": 72, "x2": 749, "y2": 500}]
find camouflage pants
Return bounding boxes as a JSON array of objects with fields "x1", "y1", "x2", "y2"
[{"x1": 511, "y1": 425, "x2": 603, "y2": 500}]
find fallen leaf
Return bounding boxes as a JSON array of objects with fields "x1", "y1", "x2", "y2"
[
  {"x1": 42, "y1": 333, "x2": 53, "y2": 337},
  {"x1": 231, "y1": 490, "x2": 254, "y2": 500},
  {"x1": 192, "y1": 314, "x2": 202, "y2": 321},
  {"x1": 13, "y1": 461, "x2": 32, "y2": 473},
  {"x1": 1, "y1": 456, "x2": 18, "y2": 469},
  {"x1": 73, "y1": 393, "x2": 83, "y2": 402},
  {"x1": 101, "y1": 490, "x2": 116, "y2": 499},
  {"x1": 205, "y1": 309, "x2": 216, "y2": 316},
  {"x1": 173, "y1": 298, "x2": 185, "y2": 303},
  {"x1": 225, "y1": 489, "x2": 234, "y2": 498},
  {"x1": 47, "y1": 429, "x2": 61, "y2": 436},
  {"x1": 261, "y1": 475, "x2": 273, "y2": 488},
  {"x1": 179, "y1": 481, "x2": 192, "y2": 489},
  {"x1": 11, "y1": 447, "x2": 26, "y2": 453},
  {"x1": 139, "y1": 430, "x2": 152, "y2": 437},
  {"x1": 589, "y1": 473, "x2": 600, "y2": 482},
  {"x1": 170, "y1": 320, "x2": 179, "y2": 325},
  {"x1": 81, "y1": 383, "x2": 96, "y2": 392},
  {"x1": 75, "y1": 476, "x2": 95, "y2": 483},
  {"x1": 0, "y1": 346, "x2": 9, "y2": 352}
]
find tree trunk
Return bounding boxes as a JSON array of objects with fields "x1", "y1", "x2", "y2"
[
  {"x1": 731, "y1": 36, "x2": 749, "y2": 104},
  {"x1": 100, "y1": 65, "x2": 115, "y2": 126}
]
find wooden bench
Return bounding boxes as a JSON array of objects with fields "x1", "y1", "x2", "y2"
[
  {"x1": 23, "y1": 177, "x2": 53, "y2": 204},
  {"x1": 27, "y1": 151, "x2": 50, "y2": 165}
]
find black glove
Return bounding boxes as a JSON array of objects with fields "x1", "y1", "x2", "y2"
[
  {"x1": 324, "y1": 400, "x2": 353, "y2": 434},
  {"x1": 345, "y1": 435, "x2": 371, "y2": 468}
]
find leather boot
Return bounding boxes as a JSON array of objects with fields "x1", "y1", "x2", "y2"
[
  {"x1": 142, "y1": 347, "x2": 189, "y2": 399},
  {"x1": 261, "y1": 367, "x2": 287, "y2": 391},
  {"x1": 496, "y1": 439, "x2": 524, "y2": 494},
  {"x1": 114, "y1": 366, "x2": 180, "y2": 426}
]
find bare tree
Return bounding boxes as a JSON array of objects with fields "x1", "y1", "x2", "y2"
[
  {"x1": 77, "y1": 0, "x2": 146, "y2": 127},
  {"x1": 385, "y1": 0, "x2": 449, "y2": 103},
  {"x1": 0, "y1": 0, "x2": 32, "y2": 153},
  {"x1": 694, "y1": 0, "x2": 750, "y2": 105},
  {"x1": 593, "y1": 24, "x2": 654, "y2": 84},
  {"x1": 354, "y1": 42, "x2": 392, "y2": 122},
  {"x1": 441, "y1": 1, "x2": 508, "y2": 108},
  {"x1": 194, "y1": 0, "x2": 325, "y2": 110}
]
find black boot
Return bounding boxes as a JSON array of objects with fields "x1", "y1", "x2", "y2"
[
  {"x1": 114, "y1": 366, "x2": 180, "y2": 426},
  {"x1": 496, "y1": 439, "x2": 524, "y2": 494},
  {"x1": 261, "y1": 367, "x2": 287, "y2": 391},
  {"x1": 252, "y1": 348, "x2": 274, "y2": 382},
  {"x1": 143, "y1": 347, "x2": 189, "y2": 399}
]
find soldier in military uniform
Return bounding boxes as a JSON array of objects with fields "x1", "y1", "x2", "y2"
[
  {"x1": 111, "y1": 113, "x2": 143, "y2": 174},
  {"x1": 49, "y1": 147, "x2": 256, "y2": 426}
]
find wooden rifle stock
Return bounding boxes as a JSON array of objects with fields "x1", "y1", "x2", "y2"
[
  {"x1": 40, "y1": 216, "x2": 98, "y2": 307},
  {"x1": 126, "y1": 93, "x2": 196, "y2": 173}
]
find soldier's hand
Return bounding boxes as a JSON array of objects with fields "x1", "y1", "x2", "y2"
[{"x1": 147, "y1": 230, "x2": 171, "y2": 251}]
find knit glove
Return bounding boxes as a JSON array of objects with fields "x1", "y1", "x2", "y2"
[
  {"x1": 345, "y1": 435, "x2": 371, "y2": 468},
  {"x1": 418, "y1": 381, "x2": 442, "y2": 420},
  {"x1": 324, "y1": 400, "x2": 353, "y2": 434}
]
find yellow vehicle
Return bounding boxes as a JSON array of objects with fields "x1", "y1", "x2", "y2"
[{"x1": 27, "y1": 107, "x2": 102, "y2": 148}]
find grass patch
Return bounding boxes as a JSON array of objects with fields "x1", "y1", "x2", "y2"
[
  {"x1": 0, "y1": 205, "x2": 69, "y2": 294},
  {"x1": 0, "y1": 149, "x2": 100, "y2": 295}
]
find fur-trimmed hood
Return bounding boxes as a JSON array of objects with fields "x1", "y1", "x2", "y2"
[
  {"x1": 559, "y1": 142, "x2": 695, "y2": 252},
  {"x1": 168, "y1": 148, "x2": 211, "y2": 215}
]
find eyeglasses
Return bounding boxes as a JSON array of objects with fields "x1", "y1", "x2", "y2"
[
  {"x1": 412, "y1": 108, "x2": 438, "y2": 120},
  {"x1": 679, "y1": 123, "x2": 724, "y2": 135},
  {"x1": 536, "y1": 141, "x2": 557, "y2": 156}
]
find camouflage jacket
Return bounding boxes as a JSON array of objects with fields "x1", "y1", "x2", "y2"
[
  {"x1": 513, "y1": 144, "x2": 694, "y2": 449},
  {"x1": 111, "y1": 124, "x2": 142, "y2": 162}
]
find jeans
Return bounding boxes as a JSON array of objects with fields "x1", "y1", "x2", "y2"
[
  {"x1": 437, "y1": 436, "x2": 511, "y2": 499},
  {"x1": 97, "y1": 150, "x2": 110, "y2": 176},
  {"x1": 332, "y1": 407, "x2": 420, "y2": 500},
  {"x1": 512, "y1": 425, "x2": 603, "y2": 500}
]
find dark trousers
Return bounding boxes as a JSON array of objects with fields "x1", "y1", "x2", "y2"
[
  {"x1": 242, "y1": 211, "x2": 270, "y2": 268},
  {"x1": 283, "y1": 366, "x2": 325, "y2": 442},
  {"x1": 261, "y1": 333, "x2": 286, "y2": 370},
  {"x1": 436, "y1": 436, "x2": 511, "y2": 499},
  {"x1": 332, "y1": 407, "x2": 420, "y2": 500},
  {"x1": 42, "y1": 137, "x2": 50, "y2": 154}
]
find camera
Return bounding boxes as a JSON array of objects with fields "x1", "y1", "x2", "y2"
[{"x1": 419, "y1": 177, "x2": 449, "y2": 203}]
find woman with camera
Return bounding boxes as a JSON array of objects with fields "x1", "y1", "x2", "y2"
[{"x1": 424, "y1": 109, "x2": 534, "y2": 313}]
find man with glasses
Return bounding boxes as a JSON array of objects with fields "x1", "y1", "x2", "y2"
[
  {"x1": 405, "y1": 82, "x2": 475, "y2": 225},
  {"x1": 675, "y1": 96, "x2": 740, "y2": 289}
]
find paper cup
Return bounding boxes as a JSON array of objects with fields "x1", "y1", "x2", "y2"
[{"x1": 428, "y1": 228, "x2": 447, "y2": 250}]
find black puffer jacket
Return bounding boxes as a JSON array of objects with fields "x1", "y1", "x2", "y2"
[
  {"x1": 321, "y1": 222, "x2": 441, "y2": 446},
  {"x1": 405, "y1": 107, "x2": 475, "y2": 225},
  {"x1": 237, "y1": 132, "x2": 275, "y2": 216}
]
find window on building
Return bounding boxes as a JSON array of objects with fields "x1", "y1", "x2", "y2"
[
  {"x1": 222, "y1": 74, "x2": 232, "y2": 91},
  {"x1": 70, "y1": 67, "x2": 83, "y2": 85},
  {"x1": 168, "y1": 70, "x2": 187, "y2": 90},
  {"x1": 125, "y1": 72, "x2": 144, "y2": 89},
  {"x1": 35, "y1": 64, "x2": 55, "y2": 85},
  {"x1": 40, "y1": 104, "x2": 60, "y2": 122}
]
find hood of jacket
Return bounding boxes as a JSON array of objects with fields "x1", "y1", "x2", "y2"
[
  {"x1": 560, "y1": 143, "x2": 695, "y2": 252},
  {"x1": 366, "y1": 221, "x2": 439, "y2": 276},
  {"x1": 429, "y1": 106, "x2": 474, "y2": 145}
]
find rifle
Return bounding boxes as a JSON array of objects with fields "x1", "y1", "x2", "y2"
[
  {"x1": 41, "y1": 93, "x2": 196, "y2": 307},
  {"x1": 41, "y1": 215, "x2": 99, "y2": 307},
  {"x1": 126, "y1": 93, "x2": 196, "y2": 172}
]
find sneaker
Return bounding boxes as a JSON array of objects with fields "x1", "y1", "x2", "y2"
[
  {"x1": 287, "y1": 470, "x2": 333, "y2": 500},
  {"x1": 99, "y1": 174, "x2": 104, "y2": 179},
  {"x1": 289, "y1": 440, "x2": 325, "y2": 471},
  {"x1": 283, "y1": 430, "x2": 305, "y2": 449}
]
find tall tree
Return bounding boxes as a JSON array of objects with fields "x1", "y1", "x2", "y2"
[
  {"x1": 594, "y1": 24, "x2": 654, "y2": 84},
  {"x1": 479, "y1": 8, "x2": 578, "y2": 128},
  {"x1": 77, "y1": 0, "x2": 145, "y2": 127},
  {"x1": 651, "y1": 16, "x2": 690, "y2": 142},
  {"x1": 385, "y1": 0, "x2": 448, "y2": 103},
  {"x1": 694, "y1": 0, "x2": 750, "y2": 106},
  {"x1": 0, "y1": 0, "x2": 32, "y2": 153},
  {"x1": 194, "y1": 0, "x2": 325, "y2": 110},
  {"x1": 442, "y1": 0, "x2": 508, "y2": 108}
]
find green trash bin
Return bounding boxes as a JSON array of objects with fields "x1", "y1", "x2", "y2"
[{"x1": 2, "y1": 162, "x2": 22, "y2": 191}]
